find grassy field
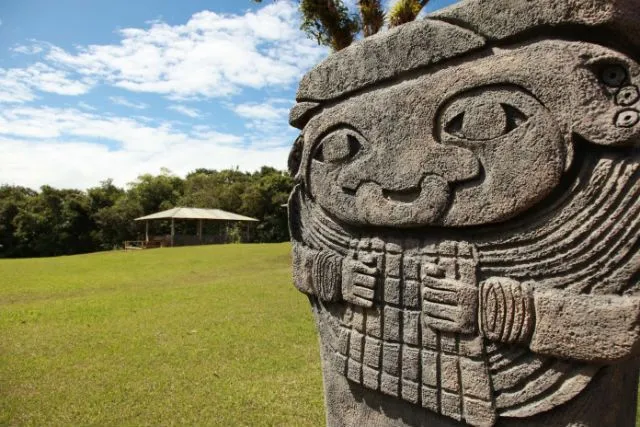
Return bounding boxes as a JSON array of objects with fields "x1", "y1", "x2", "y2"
[
  {"x1": 0, "y1": 243, "x2": 324, "y2": 426},
  {"x1": 2, "y1": 244, "x2": 639, "y2": 426}
]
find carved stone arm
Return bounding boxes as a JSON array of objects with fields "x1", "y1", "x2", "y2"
[
  {"x1": 478, "y1": 277, "x2": 640, "y2": 363},
  {"x1": 477, "y1": 277, "x2": 536, "y2": 345},
  {"x1": 292, "y1": 242, "x2": 343, "y2": 302}
]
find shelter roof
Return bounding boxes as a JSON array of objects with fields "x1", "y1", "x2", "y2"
[{"x1": 135, "y1": 207, "x2": 258, "y2": 222}]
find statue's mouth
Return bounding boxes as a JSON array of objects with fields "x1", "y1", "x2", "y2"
[
  {"x1": 352, "y1": 176, "x2": 450, "y2": 227},
  {"x1": 345, "y1": 185, "x2": 423, "y2": 203},
  {"x1": 382, "y1": 187, "x2": 422, "y2": 203}
]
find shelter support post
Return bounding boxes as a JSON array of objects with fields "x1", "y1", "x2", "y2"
[
  {"x1": 171, "y1": 218, "x2": 175, "y2": 247},
  {"x1": 145, "y1": 220, "x2": 149, "y2": 243},
  {"x1": 198, "y1": 219, "x2": 203, "y2": 244}
]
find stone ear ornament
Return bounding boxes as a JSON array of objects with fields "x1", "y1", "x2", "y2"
[
  {"x1": 617, "y1": 108, "x2": 640, "y2": 128},
  {"x1": 596, "y1": 63, "x2": 640, "y2": 128},
  {"x1": 573, "y1": 55, "x2": 640, "y2": 146},
  {"x1": 616, "y1": 86, "x2": 640, "y2": 108}
]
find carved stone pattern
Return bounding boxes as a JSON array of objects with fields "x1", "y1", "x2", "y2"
[
  {"x1": 288, "y1": 1, "x2": 640, "y2": 426},
  {"x1": 320, "y1": 241, "x2": 496, "y2": 426}
]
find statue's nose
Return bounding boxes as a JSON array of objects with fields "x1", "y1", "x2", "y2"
[
  {"x1": 422, "y1": 143, "x2": 480, "y2": 184},
  {"x1": 342, "y1": 142, "x2": 480, "y2": 192}
]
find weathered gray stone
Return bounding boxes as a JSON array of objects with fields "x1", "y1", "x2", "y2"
[{"x1": 288, "y1": 1, "x2": 640, "y2": 426}]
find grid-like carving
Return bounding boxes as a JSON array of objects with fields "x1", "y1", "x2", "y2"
[{"x1": 328, "y1": 241, "x2": 496, "y2": 427}]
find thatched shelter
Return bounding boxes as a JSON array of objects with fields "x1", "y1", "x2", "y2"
[{"x1": 128, "y1": 207, "x2": 258, "y2": 249}]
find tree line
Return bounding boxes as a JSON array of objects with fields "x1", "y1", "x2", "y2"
[{"x1": 0, "y1": 167, "x2": 293, "y2": 258}]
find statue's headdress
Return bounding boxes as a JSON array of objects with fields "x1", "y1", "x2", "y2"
[{"x1": 290, "y1": 0, "x2": 640, "y2": 129}]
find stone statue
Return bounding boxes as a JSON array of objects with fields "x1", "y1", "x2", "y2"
[{"x1": 287, "y1": 0, "x2": 640, "y2": 425}]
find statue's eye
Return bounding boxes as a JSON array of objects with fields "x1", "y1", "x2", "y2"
[
  {"x1": 313, "y1": 129, "x2": 362, "y2": 163},
  {"x1": 444, "y1": 102, "x2": 528, "y2": 141}
]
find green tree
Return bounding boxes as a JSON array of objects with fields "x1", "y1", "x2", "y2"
[
  {"x1": 180, "y1": 169, "x2": 250, "y2": 212},
  {"x1": 0, "y1": 185, "x2": 37, "y2": 257},
  {"x1": 128, "y1": 168, "x2": 184, "y2": 215},
  {"x1": 12, "y1": 186, "x2": 96, "y2": 257},
  {"x1": 299, "y1": 0, "x2": 360, "y2": 51},
  {"x1": 241, "y1": 167, "x2": 294, "y2": 242},
  {"x1": 180, "y1": 173, "x2": 223, "y2": 208},
  {"x1": 1, "y1": 167, "x2": 295, "y2": 257},
  {"x1": 253, "y1": 0, "x2": 429, "y2": 51},
  {"x1": 92, "y1": 194, "x2": 144, "y2": 249},
  {"x1": 358, "y1": 0, "x2": 385, "y2": 37},
  {"x1": 87, "y1": 179, "x2": 125, "y2": 211},
  {"x1": 388, "y1": 0, "x2": 430, "y2": 28}
]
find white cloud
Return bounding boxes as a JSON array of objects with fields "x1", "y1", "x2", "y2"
[
  {"x1": 168, "y1": 104, "x2": 201, "y2": 118},
  {"x1": 0, "y1": 3, "x2": 326, "y2": 105},
  {"x1": 230, "y1": 99, "x2": 296, "y2": 151},
  {"x1": 0, "y1": 105, "x2": 289, "y2": 189},
  {"x1": 0, "y1": 2, "x2": 318, "y2": 188},
  {"x1": 0, "y1": 63, "x2": 92, "y2": 103},
  {"x1": 0, "y1": 136, "x2": 289, "y2": 189},
  {"x1": 109, "y1": 96, "x2": 148, "y2": 110},
  {"x1": 231, "y1": 99, "x2": 293, "y2": 140},
  {"x1": 41, "y1": 2, "x2": 327, "y2": 100},
  {"x1": 1, "y1": 106, "x2": 183, "y2": 150},
  {"x1": 77, "y1": 101, "x2": 97, "y2": 111},
  {"x1": 233, "y1": 101, "x2": 289, "y2": 121},
  {"x1": 0, "y1": 71, "x2": 34, "y2": 103},
  {"x1": 189, "y1": 126, "x2": 243, "y2": 145},
  {"x1": 12, "y1": 44, "x2": 44, "y2": 55}
]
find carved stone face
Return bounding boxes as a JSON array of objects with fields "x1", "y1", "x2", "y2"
[
  {"x1": 299, "y1": 41, "x2": 640, "y2": 227},
  {"x1": 290, "y1": 3, "x2": 640, "y2": 426}
]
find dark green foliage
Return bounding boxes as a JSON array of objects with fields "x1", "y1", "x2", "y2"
[
  {"x1": 92, "y1": 193, "x2": 144, "y2": 250},
  {"x1": 242, "y1": 167, "x2": 293, "y2": 242},
  {"x1": 130, "y1": 168, "x2": 184, "y2": 214},
  {"x1": 299, "y1": 0, "x2": 360, "y2": 51},
  {"x1": 253, "y1": 0, "x2": 362, "y2": 51},
  {"x1": 358, "y1": 0, "x2": 385, "y2": 37},
  {"x1": 388, "y1": 0, "x2": 428, "y2": 28},
  {"x1": 0, "y1": 186, "x2": 37, "y2": 257},
  {"x1": 0, "y1": 168, "x2": 294, "y2": 258},
  {"x1": 11, "y1": 186, "x2": 97, "y2": 257},
  {"x1": 252, "y1": 0, "x2": 429, "y2": 51}
]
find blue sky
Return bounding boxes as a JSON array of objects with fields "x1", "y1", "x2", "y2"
[{"x1": 0, "y1": 0, "x2": 459, "y2": 189}]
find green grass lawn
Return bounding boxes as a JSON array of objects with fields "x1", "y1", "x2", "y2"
[
  {"x1": 2, "y1": 244, "x2": 639, "y2": 426},
  {"x1": 0, "y1": 243, "x2": 324, "y2": 426}
]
